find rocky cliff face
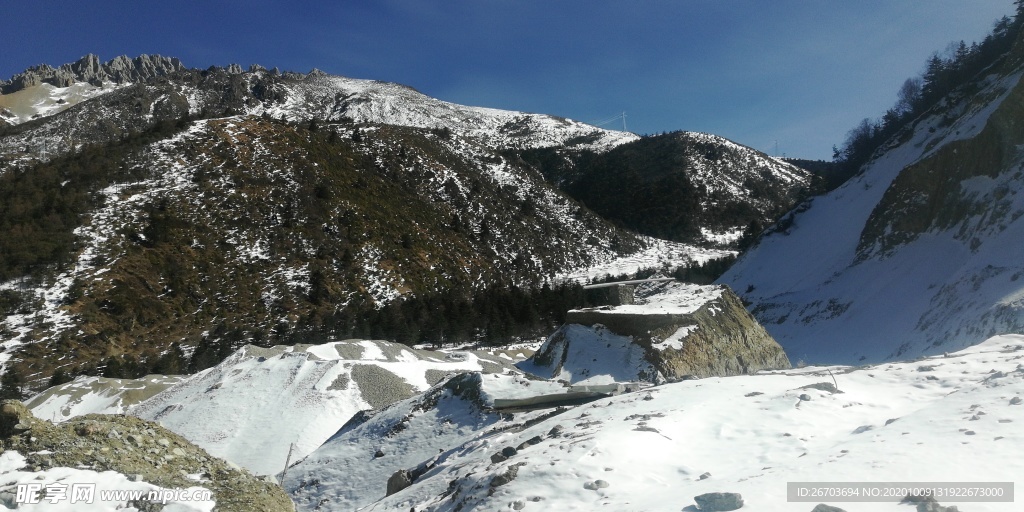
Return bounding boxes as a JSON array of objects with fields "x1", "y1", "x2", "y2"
[
  {"x1": 0, "y1": 54, "x2": 186, "y2": 94},
  {"x1": 520, "y1": 281, "x2": 791, "y2": 383}
]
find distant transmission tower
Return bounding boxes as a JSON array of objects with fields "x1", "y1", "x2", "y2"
[{"x1": 592, "y1": 112, "x2": 629, "y2": 132}]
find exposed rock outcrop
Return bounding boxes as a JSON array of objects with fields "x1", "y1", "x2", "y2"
[
  {"x1": 0, "y1": 54, "x2": 186, "y2": 94},
  {"x1": 0, "y1": 400, "x2": 293, "y2": 512},
  {"x1": 521, "y1": 281, "x2": 790, "y2": 383}
]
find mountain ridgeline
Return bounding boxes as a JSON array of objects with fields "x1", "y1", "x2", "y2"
[
  {"x1": 0, "y1": 54, "x2": 811, "y2": 387},
  {"x1": 518, "y1": 131, "x2": 817, "y2": 244}
]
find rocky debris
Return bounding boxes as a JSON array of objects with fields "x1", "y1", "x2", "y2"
[
  {"x1": 516, "y1": 435, "x2": 543, "y2": 450},
  {"x1": 798, "y1": 382, "x2": 842, "y2": 394},
  {"x1": 694, "y1": 491, "x2": 744, "y2": 511},
  {"x1": 583, "y1": 479, "x2": 610, "y2": 490},
  {"x1": 349, "y1": 364, "x2": 419, "y2": 410},
  {"x1": 0, "y1": 400, "x2": 293, "y2": 512},
  {"x1": 1, "y1": 54, "x2": 186, "y2": 94},
  {"x1": 902, "y1": 494, "x2": 960, "y2": 512},
  {"x1": 490, "y1": 462, "x2": 525, "y2": 488},
  {"x1": 810, "y1": 505, "x2": 847, "y2": 512},
  {"x1": 916, "y1": 503, "x2": 960, "y2": 512}
]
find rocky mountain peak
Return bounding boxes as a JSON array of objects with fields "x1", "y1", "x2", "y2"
[{"x1": 0, "y1": 54, "x2": 186, "y2": 94}]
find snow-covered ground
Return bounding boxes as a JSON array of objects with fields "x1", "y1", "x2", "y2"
[
  {"x1": 360, "y1": 334, "x2": 1024, "y2": 511},
  {"x1": 559, "y1": 237, "x2": 734, "y2": 284},
  {"x1": 0, "y1": 81, "x2": 125, "y2": 126},
  {"x1": 30, "y1": 340, "x2": 518, "y2": 477}
]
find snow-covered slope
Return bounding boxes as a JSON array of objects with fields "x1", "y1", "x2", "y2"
[
  {"x1": 720, "y1": 55, "x2": 1024, "y2": 364},
  {"x1": 30, "y1": 340, "x2": 517, "y2": 477},
  {"x1": 0, "y1": 81, "x2": 125, "y2": 126},
  {"x1": 285, "y1": 372, "x2": 567, "y2": 511},
  {"x1": 355, "y1": 334, "x2": 1024, "y2": 512},
  {"x1": 25, "y1": 374, "x2": 185, "y2": 420},
  {"x1": 259, "y1": 71, "x2": 638, "y2": 152},
  {"x1": 0, "y1": 55, "x2": 636, "y2": 169}
]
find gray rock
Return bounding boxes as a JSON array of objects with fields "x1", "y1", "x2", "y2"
[
  {"x1": 530, "y1": 285, "x2": 790, "y2": 383},
  {"x1": 501, "y1": 446, "x2": 518, "y2": 457},
  {"x1": 798, "y1": 382, "x2": 841, "y2": 394},
  {"x1": 916, "y1": 503, "x2": 960, "y2": 512},
  {"x1": 490, "y1": 463, "x2": 524, "y2": 488},
  {"x1": 799, "y1": 394, "x2": 812, "y2": 401},
  {"x1": 1, "y1": 54, "x2": 186, "y2": 94},
  {"x1": 385, "y1": 469, "x2": 412, "y2": 496},
  {"x1": 517, "y1": 436, "x2": 543, "y2": 450},
  {"x1": 694, "y1": 492, "x2": 744, "y2": 511},
  {"x1": 1010, "y1": 396, "x2": 1022, "y2": 405},
  {"x1": 810, "y1": 505, "x2": 846, "y2": 512},
  {"x1": 699, "y1": 471, "x2": 711, "y2": 480}
]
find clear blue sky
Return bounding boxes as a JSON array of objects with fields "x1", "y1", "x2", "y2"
[{"x1": 2, "y1": 1, "x2": 1016, "y2": 160}]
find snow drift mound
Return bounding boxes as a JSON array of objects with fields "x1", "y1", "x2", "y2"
[{"x1": 519, "y1": 281, "x2": 790, "y2": 383}]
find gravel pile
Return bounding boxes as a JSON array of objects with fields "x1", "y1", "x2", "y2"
[{"x1": 0, "y1": 400, "x2": 294, "y2": 512}]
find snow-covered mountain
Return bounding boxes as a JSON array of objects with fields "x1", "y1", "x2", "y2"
[
  {"x1": 0, "y1": 54, "x2": 636, "y2": 168},
  {"x1": 0, "y1": 54, "x2": 802, "y2": 385},
  {"x1": 720, "y1": 33, "x2": 1024, "y2": 364},
  {"x1": 521, "y1": 130, "x2": 817, "y2": 245}
]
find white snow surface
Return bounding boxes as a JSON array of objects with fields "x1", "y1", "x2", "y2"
[
  {"x1": 0, "y1": 82, "x2": 124, "y2": 125},
  {"x1": 585, "y1": 280, "x2": 724, "y2": 316},
  {"x1": 30, "y1": 340, "x2": 514, "y2": 477},
  {"x1": 0, "y1": 451, "x2": 214, "y2": 511},
  {"x1": 559, "y1": 237, "x2": 734, "y2": 284},
  {"x1": 516, "y1": 324, "x2": 658, "y2": 385},
  {"x1": 26, "y1": 375, "x2": 185, "y2": 422},
  {"x1": 357, "y1": 334, "x2": 1024, "y2": 512},
  {"x1": 720, "y1": 69, "x2": 1024, "y2": 364},
  {"x1": 286, "y1": 372, "x2": 561, "y2": 511},
  {"x1": 259, "y1": 72, "x2": 639, "y2": 152}
]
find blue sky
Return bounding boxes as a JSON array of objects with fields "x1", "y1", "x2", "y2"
[{"x1": 2, "y1": 1, "x2": 1016, "y2": 159}]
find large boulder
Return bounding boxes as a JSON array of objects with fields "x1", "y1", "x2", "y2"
[{"x1": 521, "y1": 281, "x2": 790, "y2": 383}]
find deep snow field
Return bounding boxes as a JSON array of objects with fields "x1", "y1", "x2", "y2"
[{"x1": 359, "y1": 335, "x2": 1024, "y2": 512}]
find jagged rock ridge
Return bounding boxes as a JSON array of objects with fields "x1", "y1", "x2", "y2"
[{"x1": 0, "y1": 54, "x2": 186, "y2": 94}]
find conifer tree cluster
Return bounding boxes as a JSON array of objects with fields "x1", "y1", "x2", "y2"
[{"x1": 833, "y1": 9, "x2": 1023, "y2": 179}]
